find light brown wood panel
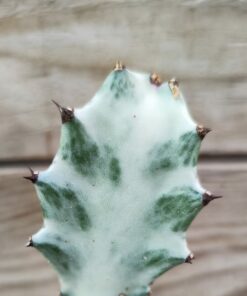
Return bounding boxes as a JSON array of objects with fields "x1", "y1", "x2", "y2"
[
  {"x1": 0, "y1": 162, "x2": 246, "y2": 296},
  {"x1": 0, "y1": 0, "x2": 247, "y2": 159}
]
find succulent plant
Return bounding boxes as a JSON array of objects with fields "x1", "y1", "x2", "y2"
[{"x1": 25, "y1": 62, "x2": 222, "y2": 296}]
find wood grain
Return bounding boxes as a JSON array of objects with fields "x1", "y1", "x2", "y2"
[
  {"x1": 0, "y1": 0, "x2": 247, "y2": 159},
  {"x1": 0, "y1": 162, "x2": 246, "y2": 296}
]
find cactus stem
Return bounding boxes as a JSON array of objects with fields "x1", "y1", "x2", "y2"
[
  {"x1": 150, "y1": 73, "x2": 162, "y2": 86},
  {"x1": 24, "y1": 68, "x2": 219, "y2": 296},
  {"x1": 114, "y1": 61, "x2": 125, "y2": 71},
  {"x1": 196, "y1": 125, "x2": 211, "y2": 140},
  {"x1": 185, "y1": 253, "x2": 194, "y2": 264},
  {"x1": 203, "y1": 191, "x2": 223, "y2": 206},
  {"x1": 168, "y1": 78, "x2": 180, "y2": 97},
  {"x1": 52, "y1": 100, "x2": 74, "y2": 124},
  {"x1": 26, "y1": 237, "x2": 33, "y2": 247},
  {"x1": 23, "y1": 167, "x2": 38, "y2": 183}
]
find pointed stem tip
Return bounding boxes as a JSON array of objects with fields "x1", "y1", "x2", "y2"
[
  {"x1": 26, "y1": 237, "x2": 33, "y2": 247},
  {"x1": 52, "y1": 100, "x2": 74, "y2": 124},
  {"x1": 197, "y1": 125, "x2": 212, "y2": 140},
  {"x1": 23, "y1": 167, "x2": 38, "y2": 183},
  {"x1": 185, "y1": 253, "x2": 194, "y2": 264},
  {"x1": 203, "y1": 191, "x2": 223, "y2": 206},
  {"x1": 114, "y1": 61, "x2": 125, "y2": 71},
  {"x1": 150, "y1": 73, "x2": 162, "y2": 86}
]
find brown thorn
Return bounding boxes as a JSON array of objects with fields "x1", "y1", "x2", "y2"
[
  {"x1": 150, "y1": 73, "x2": 162, "y2": 86},
  {"x1": 51, "y1": 99, "x2": 61, "y2": 109},
  {"x1": 168, "y1": 78, "x2": 180, "y2": 97},
  {"x1": 203, "y1": 191, "x2": 223, "y2": 206},
  {"x1": 114, "y1": 60, "x2": 125, "y2": 71},
  {"x1": 185, "y1": 253, "x2": 194, "y2": 264},
  {"x1": 51, "y1": 100, "x2": 74, "y2": 124},
  {"x1": 26, "y1": 236, "x2": 33, "y2": 247},
  {"x1": 23, "y1": 167, "x2": 39, "y2": 183},
  {"x1": 197, "y1": 125, "x2": 212, "y2": 140}
]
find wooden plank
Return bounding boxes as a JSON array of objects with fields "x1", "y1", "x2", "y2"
[
  {"x1": 0, "y1": 1, "x2": 247, "y2": 159},
  {"x1": 0, "y1": 162, "x2": 246, "y2": 296}
]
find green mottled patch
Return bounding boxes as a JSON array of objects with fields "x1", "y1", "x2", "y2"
[
  {"x1": 103, "y1": 145, "x2": 122, "y2": 184},
  {"x1": 109, "y1": 157, "x2": 121, "y2": 184},
  {"x1": 110, "y1": 71, "x2": 134, "y2": 99},
  {"x1": 148, "y1": 131, "x2": 200, "y2": 174},
  {"x1": 139, "y1": 250, "x2": 169, "y2": 269},
  {"x1": 132, "y1": 249, "x2": 183, "y2": 271},
  {"x1": 60, "y1": 118, "x2": 99, "y2": 176},
  {"x1": 38, "y1": 181, "x2": 62, "y2": 210},
  {"x1": 130, "y1": 249, "x2": 184, "y2": 282},
  {"x1": 34, "y1": 241, "x2": 79, "y2": 275},
  {"x1": 178, "y1": 131, "x2": 200, "y2": 166},
  {"x1": 62, "y1": 188, "x2": 91, "y2": 231},
  {"x1": 149, "y1": 141, "x2": 176, "y2": 172},
  {"x1": 153, "y1": 256, "x2": 185, "y2": 278},
  {"x1": 37, "y1": 181, "x2": 62, "y2": 218},
  {"x1": 149, "y1": 187, "x2": 202, "y2": 232},
  {"x1": 37, "y1": 181, "x2": 91, "y2": 230},
  {"x1": 128, "y1": 290, "x2": 149, "y2": 296},
  {"x1": 130, "y1": 293, "x2": 148, "y2": 296}
]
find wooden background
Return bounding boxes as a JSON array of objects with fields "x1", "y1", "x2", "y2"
[{"x1": 0, "y1": 1, "x2": 246, "y2": 296}]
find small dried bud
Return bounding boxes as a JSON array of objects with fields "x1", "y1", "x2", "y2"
[
  {"x1": 114, "y1": 61, "x2": 125, "y2": 71},
  {"x1": 150, "y1": 73, "x2": 162, "y2": 86},
  {"x1": 169, "y1": 78, "x2": 180, "y2": 97},
  {"x1": 197, "y1": 125, "x2": 211, "y2": 140}
]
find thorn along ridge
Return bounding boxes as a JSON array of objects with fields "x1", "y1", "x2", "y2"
[
  {"x1": 150, "y1": 73, "x2": 162, "y2": 86},
  {"x1": 23, "y1": 167, "x2": 38, "y2": 183},
  {"x1": 52, "y1": 100, "x2": 74, "y2": 123},
  {"x1": 26, "y1": 237, "x2": 33, "y2": 247},
  {"x1": 197, "y1": 125, "x2": 212, "y2": 140},
  {"x1": 203, "y1": 191, "x2": 223, "y2": 206},
  {"x1": 114, "y1": 61, "x2": 125, "y2": 71},
  {"x1": 185, "y1": 253, "x2": 194, "y2": 264},
  {"x1": 168, "y1": 78, "x2": 180, "y2": 97}
]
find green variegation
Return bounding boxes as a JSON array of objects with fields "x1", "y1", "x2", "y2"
[{"x1": 25, "y1": 63, "x2": 220, "y2": 296}]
